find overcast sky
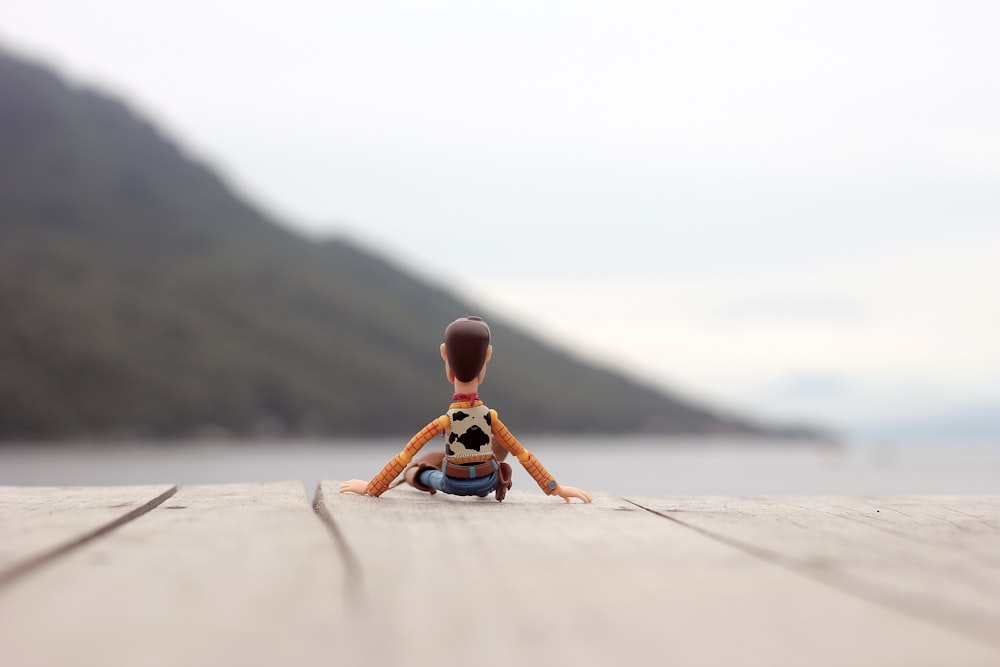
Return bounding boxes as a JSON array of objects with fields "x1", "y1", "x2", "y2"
[{"x1": 4, "y1": 1, "x2": 999, "y2": 442}]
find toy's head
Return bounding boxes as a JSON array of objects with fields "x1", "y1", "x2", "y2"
[{"x1": 441, "y1": 316, "x2": 492, "y2": 384}]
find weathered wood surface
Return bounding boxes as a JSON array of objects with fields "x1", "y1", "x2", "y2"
[
  {"x1": 0, "y1": 484, "x2": 175, "y2": 585},
  {"x1": 626, "y1": 495, "x2": 1000, "y2": 649},
  {"x1": 316, "y1": 484, "x2": 1000, "y2": 667},
  {"x1": 1, "y1": 483, "x2": 999, "y2": 667},
  {"x1": 0, "y1": 482, "x2": 352, "y2": 667}
]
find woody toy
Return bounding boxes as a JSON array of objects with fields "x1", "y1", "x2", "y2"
[{"x1": 339, "y1": 316, "x2": 593, "y2": 503}]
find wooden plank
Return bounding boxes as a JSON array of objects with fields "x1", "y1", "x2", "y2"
[
  {"x1": 0, "y1": 482, "x2": 353, "y2": 667},
  {"x1": 808, "y1": 496, "x2": 1000, "y2": 567},
  {"x1": 626, "y1": 495, "x2": 1000, "y2": 649},
  {"x1": 0, "y1": 485, "x2": 176, "y2": 586},
  {"x1": 316, "y1": 482, "x2": 1000, "y2": 667}
]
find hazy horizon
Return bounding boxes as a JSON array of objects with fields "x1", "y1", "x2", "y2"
[{"x1": 4, "y1": 1, "x2": 999, "y2": 444}]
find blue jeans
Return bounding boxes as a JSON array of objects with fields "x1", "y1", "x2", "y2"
[{"x1": 419, "y1": 461, "x2": 498, "y2": 497}]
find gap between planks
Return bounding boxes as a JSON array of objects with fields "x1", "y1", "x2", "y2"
[
  {"x1": 0, "y1": 481, "x2": 355, "y2": 667},
  {"x1": 312, "y1": 482, "x2": 1000, "y2": 666},
  {"x1": 4, "y1": 482, "x2": 998, "y2": 666},
  {"x1": 625, "y1": 497, "x2": 1000, "y2": 651},
  {"x1": 313, "y1": 483, "x2": 1000, "y2": 654},
  {"x1": 0, "y1": 485, "x2": 177, "y2": 589}
]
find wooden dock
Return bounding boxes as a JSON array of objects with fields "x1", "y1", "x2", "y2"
[{"x1": 1, "y1": 482, "x2": 999, "y2": 666}]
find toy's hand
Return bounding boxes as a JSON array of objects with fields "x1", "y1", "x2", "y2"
[
  {"x1": 555, "y1": 484, "x2": 592, "y2": 503},
  {"x1": 339, "y1": 479, "x2": 369, "y2": 495}
]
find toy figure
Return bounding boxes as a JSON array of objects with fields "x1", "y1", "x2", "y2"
[{"x1": 339, "y1": 316, "x2": 593, "y2": 503}]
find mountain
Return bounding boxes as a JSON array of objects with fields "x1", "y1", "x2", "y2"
[{"x1": 0, "y1": 48, "x2": 803, "y2": 440}]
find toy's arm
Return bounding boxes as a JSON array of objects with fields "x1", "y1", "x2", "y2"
[
  {"x1": 491, "y1": 410, "x2": 592, "y2": 503},
  {"x1": 341, "y1": 416, "x2": 449, "y2": 497}
]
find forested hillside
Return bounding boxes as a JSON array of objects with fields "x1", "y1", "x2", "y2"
[{"x1": 0, "y1": 48, "x2": 792, "y2": 440}]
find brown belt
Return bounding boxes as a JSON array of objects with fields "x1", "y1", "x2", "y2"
[{"x1": 443, "y1": 458, "x2": 497, "y2": 479}]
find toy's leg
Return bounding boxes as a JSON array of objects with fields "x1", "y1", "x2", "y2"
[
  {"x1": 403, "y1": 451, "x2": 445, "y2": 494},
  {"x1": 493, "y1": 461, "x2": 513, "y2": 502},
  {"x1": 439, "y1": 471, "x2": 497, "y2": 497},
  {"x1": 417, "y1": 468, "x2": 446, "y2": 492}
]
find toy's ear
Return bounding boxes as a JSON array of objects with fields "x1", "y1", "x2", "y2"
[
  {"x1": 478, "y1": 345, "x2": 493, "y2": 383},
  {"x1": 441, "y1": 343, "x2": 455, "y2": 383}
]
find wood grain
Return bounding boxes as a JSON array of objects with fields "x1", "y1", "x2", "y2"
[
  {"x1": 0, "y1": 482, "x2": 352, "y2": 667},
  {"x1": 317, "y1": 482, "x2": 1000, "y2": 667},
  {"x1": 4, "y1": 483, "x2": 999, "y2": 667},
  {"x1": 0, "y1": 484, "x2": 175, "y2": 586},
  {"x1": 626, "y1": 495, "x2": 1000, "y2": 649}
]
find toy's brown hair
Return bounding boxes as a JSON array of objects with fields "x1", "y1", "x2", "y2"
[{"x1": 444, "y1": 316, "x2": 491, "y2": 382}]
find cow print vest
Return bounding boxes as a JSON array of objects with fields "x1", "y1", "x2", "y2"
[{"x1": 444, "y1": 404, "x2": 493, "y2": 461}]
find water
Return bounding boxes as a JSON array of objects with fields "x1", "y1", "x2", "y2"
[{"x1": 3, "y1": 437, "x2": 999, "y2": 497}]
